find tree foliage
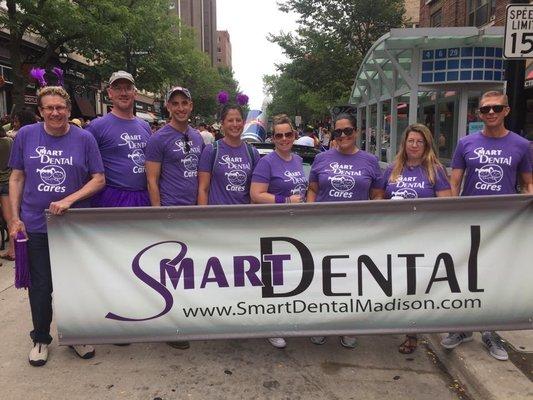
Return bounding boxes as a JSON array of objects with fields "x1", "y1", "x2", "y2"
[{"x1": 265, "y1": 0, "x2": 406, "y2": 123}]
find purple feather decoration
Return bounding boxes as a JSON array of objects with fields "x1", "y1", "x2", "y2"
[
  {"x1": 52, "y1": 67, "x2": 64, "y2": 87},
  {"x1": 14, "y1": 231, "x2": 30, "y2": 289},
  {"x1": 29, "y1": 68, "x2": 47, "y2": 87},
  {"x1": 217, "y1": 90, "x2": 229, "y2": 104},
  {"x1": 236, "y1": 93, "x2": 249, "y2": 106}
]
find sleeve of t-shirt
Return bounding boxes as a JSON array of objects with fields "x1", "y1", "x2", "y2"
[
  {"x1": 198, "y1": 144, "x2": 215, "y2": 173},
  {"x1": 517, "y1": 146, "x2": 532, "y2": 173},
  {"x1": 308, "y1": 154, "x2": 322, "y2": 183},
  {"x1": 85, "y1": 133, "x2": 105, "y2": 174},
  {"x1": 451, "y1": 139, "x2": 466, "y2": 170},
  {"x1": 84, "y1": 118, "x2": 101, "y2": 144},
  {"x1": 251, "y1": 157, "x2": 272, "y2": 184},
  {"x1": 145, "y1": 135, "x2": 163, "y2": 163},
  {"x1": 8, "y1": 128, "x2": 25, "y2": 170},
  {"x1": 141, "y1": 120, "x2": 152, "y2": 136},
  {"x1": 370, "y1": 155, "x2": 384, "y2": 189},
  {"x1": 434, "y1": 166, "x2": 451, "y2": 191},
  {"x1": 251, "y1": 147, "x2": 261, "y2": 169}
]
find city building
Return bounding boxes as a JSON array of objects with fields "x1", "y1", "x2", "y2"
[
  {"x1": 170, "y1": 0, "x2": 217, "y2": 65},
  {"x1": 216, "y1": 30, "x2": 232, "y2": 69},
  {"x1": 404, "y1": 0, "x2": 421, "y2": 27}
]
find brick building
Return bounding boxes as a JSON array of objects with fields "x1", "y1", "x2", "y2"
[{"x1": 215, "y1": 30, "x2": 232, "y2": 69}]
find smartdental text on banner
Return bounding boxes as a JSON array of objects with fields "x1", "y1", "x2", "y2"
[{"x1": 47, "y1": 195, "x2": 533, "y2": 345}]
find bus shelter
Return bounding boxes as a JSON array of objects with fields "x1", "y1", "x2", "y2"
[{"x1": 350, "y1": 27, "x2": 505, "y2": 164}]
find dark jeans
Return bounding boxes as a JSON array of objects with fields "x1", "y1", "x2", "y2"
[{"x1": 27, "y1": 232, "x2": 53, "y2": 345}]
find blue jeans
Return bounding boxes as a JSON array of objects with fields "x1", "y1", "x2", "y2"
[{"x1": 27, "y1": 232, "x2": 53, "y2": 344}]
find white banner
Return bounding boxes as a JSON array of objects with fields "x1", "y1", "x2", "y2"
[{"x1": 47, "y1": 195, "x2": 533, "y2": 345}]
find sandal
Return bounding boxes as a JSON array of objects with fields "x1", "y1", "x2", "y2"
[{"x1": 398, "y1": 335, "x2": 418, "y2": 354}]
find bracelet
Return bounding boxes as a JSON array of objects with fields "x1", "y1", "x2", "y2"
[{"x1": 275, "y1": 195, "x2": 285, "y2": 204}]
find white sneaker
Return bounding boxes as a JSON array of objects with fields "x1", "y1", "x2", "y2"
[
  {"x1": 267, "y1": 337, "x2": 287, "y2": 349},
  {"x1": 70, "y1": 345, "x2": 95, "y2": 359},
  {"x1": 29, "y1": 343, "x2": 48, "y2": 367}
]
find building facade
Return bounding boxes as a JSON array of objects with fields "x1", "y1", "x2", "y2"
[
  {"x1": 216, "y1": 30, "x2": 232, "y2": 69},
  {"x1": 171, "y1": 0, "x2": 217, "y2": 65}
]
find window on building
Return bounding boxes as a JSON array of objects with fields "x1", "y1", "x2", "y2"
[
  {"x1": 468, "y1": 0, "x2": 496, "y2": 27},
  {"x1": 430, "y1": 9, "x2": 442, "y2": 27}
]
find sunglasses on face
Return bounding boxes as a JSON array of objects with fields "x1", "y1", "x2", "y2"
[
  {"x1": 183, "y1": 133, "x2": 190, "y2": 153},
  {"x1": 332, "y1": 127, "x2": 355, "y2": 139},
  {"x1": 273, "y1": 131, "x2": 294, "y2": 140},
  {"x1": 478, "y1": 105, "x2": 507, "y2": 114}
]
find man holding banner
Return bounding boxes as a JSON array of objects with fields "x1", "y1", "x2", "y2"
[
  {"x1": 8, "y1": 86, "x2": 105, "y2": 366},
  {"x1": 441, "y1": 90, "x2": 532, "y2": 360}
]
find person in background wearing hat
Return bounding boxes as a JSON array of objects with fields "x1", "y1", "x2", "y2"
[
  {"x1": 86, "y1": 71, "x2": 152, "y2": 208},
  {"x1": 145, "y1": 86, "x2": 203, "y2": 350},
  {"x1": 9, "y1": 86, "x2": 105, "y2": 366},
  {"x1": 295, "y1": 125, "x2": 316, "y2": 147}
]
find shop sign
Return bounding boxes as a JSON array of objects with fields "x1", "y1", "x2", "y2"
[{"x1": 24, "y1": 95, "x2": 37, "y2": 105}]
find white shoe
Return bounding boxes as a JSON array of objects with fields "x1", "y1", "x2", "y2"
[
  {"x1": 70, "y1": 345, "x2": 95, "y2": 359},
  {"x1": 267, "y1": 337, "x2": 287, "y2": 349},
  {"x1": 29, "y1": 343, "x2": 48, "y2": 367}
]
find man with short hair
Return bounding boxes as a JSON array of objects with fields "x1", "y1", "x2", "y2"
[
  {"x1": 440, "y1": 90, "x2": 532, "y2": 361},
  {"x1": 87, "y1": 71, "x2": 152, "y2": 207},
  {"x1": 198, "y1": 122, "x2": 214, "y2": 145},
  {"x1": 9, "y1": 86, "x2": 105, "y2": 366}
]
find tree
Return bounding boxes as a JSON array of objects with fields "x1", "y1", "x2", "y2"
[{"x1": 265, "y1": 0, "x2": 406, "y2": 122}]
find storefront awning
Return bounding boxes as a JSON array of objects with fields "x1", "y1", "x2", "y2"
[{"x1": 74, "y1": 96, "x2": 96, "y2": 118}]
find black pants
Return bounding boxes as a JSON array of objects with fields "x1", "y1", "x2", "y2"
[{"x1": 27, "y1": 232, "x2": 53, "y2": 345}]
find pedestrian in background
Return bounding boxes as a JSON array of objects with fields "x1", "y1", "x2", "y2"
[
  {"x1": 441, "y1": 90, "x2": 532, "y2": 361},
  {"x1": 307, "y1": 113, "x2": 384, "y2": 349},
  {"x1": 381, "y1": 123, "x2": 451, "y2": 354},
  {"x1": 0, "y1": 126, "x2": 14, "y2": 261},
  {"x1": 8, "y1": 86, "x2": 105, "y2": 367}
]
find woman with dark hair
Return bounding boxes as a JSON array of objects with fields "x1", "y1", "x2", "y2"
[
  {"x1": 0, "y1": 126, "x2": 14, "y2": 260},
  {"x1": 7, "y1": 109, "x2": 36, "y2": 138},
  {"x1": 197, "y1": 104, "x2": 260, "y2": 205},
  {"x1": 307, "y1": 113, "x2": 384, "y2": 349},
  {"x1": 250, "y1": 114, "x2": 307, "y2": 349},
  {"x1": 382, "y1": 123, "x2": 451, "y2": 353}
]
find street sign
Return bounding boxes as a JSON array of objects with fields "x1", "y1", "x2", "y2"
[{"x1": 504, "y1": 4, "x2": 533, "y2": 59}]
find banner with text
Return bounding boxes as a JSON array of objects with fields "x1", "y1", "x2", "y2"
[{"x1": 47, "y1": 195, "x2": 533, "y2": 345}]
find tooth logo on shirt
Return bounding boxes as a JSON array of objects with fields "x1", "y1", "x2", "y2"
[
  {"x1": 329, "y1": 175, "x2": 355, "y2": 192},
  {"x1": 128, "y1": 149, "x2": 145, "y2": 167},
  {"x1": 182, "y1": 154, "x2": 199, "y2": 172},
  {"x1": 391, "y1": 188, "x2": 418, "y2": 199},
  {"x1": 227, "y1": 170, "x2": 247, "y2": 186},
  {"x1": 37, "y1": 165, "x2": 66, "y2": 186},
  {"x1": 475, "y1": 164, "x2": 503, "y2": 185}
]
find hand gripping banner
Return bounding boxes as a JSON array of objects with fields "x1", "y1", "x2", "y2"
[{"x1": 47, "y1": 195, "x2": 533, "y2": 345}]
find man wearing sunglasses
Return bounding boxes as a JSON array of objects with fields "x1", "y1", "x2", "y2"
[
  {"x1": 145, "y1": 87, "x2": 204, "y2": 208},
  {"x1": 441, "y1": 90, "x2": 532, "y2": 360}
]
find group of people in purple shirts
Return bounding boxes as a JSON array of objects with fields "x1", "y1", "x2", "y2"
[{"x1": 6, "y1": 69, "x2": 531, "y2": 367}]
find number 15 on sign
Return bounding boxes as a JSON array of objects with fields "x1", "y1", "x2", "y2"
[{"x1": 504, "y1": 4, "x2": 533, "y2": 59}]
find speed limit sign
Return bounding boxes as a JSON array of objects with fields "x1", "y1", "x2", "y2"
[{"x1": 504, "y1": 4, "x2": 533, "y2": 59}]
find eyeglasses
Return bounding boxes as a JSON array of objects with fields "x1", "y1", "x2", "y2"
[
  {"x1": 40, "y1": 105, "x2": 68, "y2": 113},
  {"x1": 479, "y1": 105, "x2": 507, "y2": 114},
  {"x1": 332, "y1": 127, "x2": 355, "y2": 139},
  {"x1": 110, "y1": 84, "x2": 135, "y2": 93},
  {"x1": 406, "y1": 139, "x2": 425, "y2": 146},
  {"x1": 182, "y1": 133, "x2": 190, "y2": 153},
  {"x1": 273, "y1": 131, "x2": 294, "y2": 140}
]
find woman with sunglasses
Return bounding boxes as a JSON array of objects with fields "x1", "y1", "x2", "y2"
[
  {"x1": 382, "y1": 123, "x2": 451, "y2": 353},
  {"x1": 250, "y1": 114, "x2": 307, "y2": 349},
  {"x1": 307, "y1": 113, "x2": 383, "y2": 349},
  {"x1": 198, "y1": 104, "x2": 260, "y2": 205}
]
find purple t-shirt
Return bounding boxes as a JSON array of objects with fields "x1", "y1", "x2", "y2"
[
  {"x1": 382, "y1": 164, "x2": 450, "y2": 199},
  {"x1": 309, "y1": 149, "x2": 383, "y2": 202},
  {"x1": 145, "y1": 124, "x2": 204, "y2": 206},
  {"x1": 251, "y1": 151, "x2": 308, "y2": 198},
  {"x1": 86, "y1": 113, "x2": 151, "y2": 191},
  {"x1": 451, "y1": 131, "x2": 532, "y2": 196},
  {"x1": 198, "y1": 140, "x2": 260, "y2": 205},
  {"x1": 8, "y1": 123, "x2": 104, "y2": 233}
]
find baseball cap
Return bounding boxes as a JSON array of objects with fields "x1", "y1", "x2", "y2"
[
  {"x1": 109, "y1": 71, "x2": 135, "y2": 86},
  {"x1": 166, "y1": 86, "x2": 192, "y2": 103}
]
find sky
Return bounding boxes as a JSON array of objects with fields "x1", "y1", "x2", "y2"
[{"x1": 217, "y1": 0, "x2": 298, "y2": 109}]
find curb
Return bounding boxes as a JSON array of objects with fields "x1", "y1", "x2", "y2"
[{"x1": 425, "y1": 333, "x2": 533, "y2": 400}]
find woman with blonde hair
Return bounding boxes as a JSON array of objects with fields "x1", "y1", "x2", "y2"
[{"x1": 382, "y1": 123, "x2": 451, "y2": 353}]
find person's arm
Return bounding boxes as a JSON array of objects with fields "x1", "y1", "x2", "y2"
[
  {"x1": 145, "y1": 161, "x2": 162, "y2": 206},
  {"x1": 250, "y1": 183, "x2": 301, "y2": 204},
  {"x1": 519, "y1": 171, "x2": 533, "y2": 194},
  {"x1": 49, "y1": 173, "x2": 105, "y2": 215},
  {"x1": 197, "y1": 172, "x2": 211, "y2": 205},
  {"x1": 8, "y1": 169, "x2": 26, "y2": 238},
  {"x1": 449, "y1": 169, "x2": 464, "y2": 196},
  {"x1": 436, "y1": 189, "x2": 452, "y2": 197},
  {"x1": 307, "y1": 182, "x2": 318, "y2": 203},
  {"x1": 370, "y1": 188, "x2": 384, "y2": 200}
]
